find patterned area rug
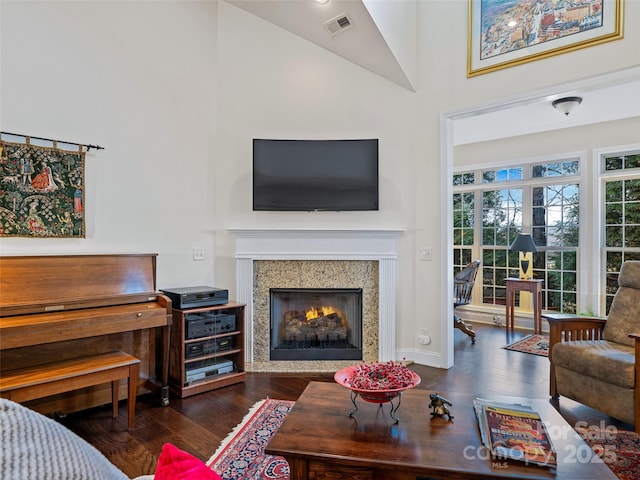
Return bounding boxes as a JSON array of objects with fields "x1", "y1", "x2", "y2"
[
  {"x1": 207, "y1": 398, "x2": 293, "y2": 479},
  {"x1": 503, "y1": 333, "x2": 549, "y2": 356},
  {"x1": 577, "y1": 426, "x2": 640, "y2": 480}
]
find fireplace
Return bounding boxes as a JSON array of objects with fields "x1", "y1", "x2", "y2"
[
  {"x1": 270, "y1": 288, "x2": 363, "y2": 361},
  {"x1": 229, "y1": 228, "x2": 402, "y2": 372}
]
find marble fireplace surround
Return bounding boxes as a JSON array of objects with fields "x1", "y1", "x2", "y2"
[{"x1": 229, "y1": 229, "x2": 403, "y2": 372}]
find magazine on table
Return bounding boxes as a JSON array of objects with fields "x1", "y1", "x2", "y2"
[{"x1": 473, "y1": 398, "x2": 557, "y2": 467}]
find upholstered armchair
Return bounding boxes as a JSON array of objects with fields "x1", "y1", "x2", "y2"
[{"x1": 544, "y1": 260, "x2": 640, "y2": 432}]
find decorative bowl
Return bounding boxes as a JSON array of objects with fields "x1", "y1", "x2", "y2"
[{"x1": 334, "y1": 364, "x2": 421, "y2": 403}]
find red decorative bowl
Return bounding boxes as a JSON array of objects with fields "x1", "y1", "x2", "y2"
[{"x1": 334, "y1": 365, "x2": 421, "y2": 403}]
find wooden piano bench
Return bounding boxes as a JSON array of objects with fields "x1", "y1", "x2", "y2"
[{"x1": 0, "y1": 351, "x2": 140, "y2": 430}]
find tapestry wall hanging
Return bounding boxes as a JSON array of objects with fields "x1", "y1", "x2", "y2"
[{"x1": 0, "y1": 138, "x2": 85, "y2": 238}]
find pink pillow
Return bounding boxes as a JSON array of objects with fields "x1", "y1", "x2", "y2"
[{"x1": 154, "y1": 443, "x2": 222, "y2": 480}]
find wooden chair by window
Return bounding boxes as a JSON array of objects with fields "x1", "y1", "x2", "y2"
[{"x1": 454, "y1": 260, "x2": 480, "y2": 344}]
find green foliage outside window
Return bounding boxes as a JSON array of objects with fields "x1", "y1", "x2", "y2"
[
  {"x1": 604, "y1": 153, "x2": 640, "y2": 171},
  {"x1": 604, "y1": 153, "x2": 640, "y2": 313},
  {"x1": 454, "y1": 161, "x2": 580, "y2": 313},
  {"x1": 453, "y1": 172, "x2": 475, "y2": 186},
  {"x1": 453, "y1": 192, "x2": 474, "y2": 246}
]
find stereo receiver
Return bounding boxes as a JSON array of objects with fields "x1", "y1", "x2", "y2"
[{"x1": 184, "y1": 312, "x2": 236, "y2": 340}]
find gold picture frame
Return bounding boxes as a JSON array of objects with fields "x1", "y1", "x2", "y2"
[{"x1": 467, "y1": 0, "x2": 624, "y2": 77}]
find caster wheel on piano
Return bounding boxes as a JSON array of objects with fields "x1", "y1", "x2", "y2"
[{"x1": 161, "y1": 397, "x2": 170, "y2": 407}]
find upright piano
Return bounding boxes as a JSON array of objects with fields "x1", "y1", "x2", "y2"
[{"x1": 0, "y1": 254, "x2": 172, "y2": 414}]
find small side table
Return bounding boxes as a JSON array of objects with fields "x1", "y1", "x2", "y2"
[{"x1": 505, "y1": 278, "x2": 544, "y2": 334}]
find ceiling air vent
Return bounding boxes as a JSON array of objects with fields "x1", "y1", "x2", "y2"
[{"x1": 323, "y1": 13, "x2": 354, "y2": 36}]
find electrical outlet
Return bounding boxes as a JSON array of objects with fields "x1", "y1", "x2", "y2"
[
  {"x1": 193, "y1": 247, "x2": 205, "y2": 260},
  {"x1": 419, "y1": 248, "x2": 433, "y2": 261}
]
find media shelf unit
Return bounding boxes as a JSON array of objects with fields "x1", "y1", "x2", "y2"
[{"x1": 169, "y1": 302, "x2": 246, "y2": 398}]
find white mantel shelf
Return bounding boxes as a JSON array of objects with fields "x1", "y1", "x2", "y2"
[
  {"x1": 228, "y1": 228, "x2": 404, "y2": 260},
  {"x1": 229, "y1": 228, "x2": 404, "y2": 237},
  {"x1": 228, "y1": 228, "x2": 404, "y2": 365}
]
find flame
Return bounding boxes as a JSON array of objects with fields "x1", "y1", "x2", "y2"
[{"x1": 305, "y1": 306, "x2": 337, "y2": 321}]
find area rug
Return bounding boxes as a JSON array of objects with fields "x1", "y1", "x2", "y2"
[
  {"x1": 577, "y1": 426, "x2": 640, "y2": 480},
  {"x1": 207, "y1": 398, "x2": 293, "y2": 480},
  {"x1": 503, "y1": 333, "x2": 549, "y2": 356}
]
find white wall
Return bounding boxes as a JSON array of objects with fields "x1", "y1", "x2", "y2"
[
  {"x1": 411, "y1": 0, "x2": 639, "y2": 366},
  {"x1": 2, "y1": 0, "x2": 639, "y2": 368},
  {"x1": 0, "y1": 0, "x2": 218, "y2": 289},
  {"x1": 213, "y1": 1, "x2": 418, "y2": 353},
  {"x1": 455, "y1": 118, "x2": 640, "y2": 167}
]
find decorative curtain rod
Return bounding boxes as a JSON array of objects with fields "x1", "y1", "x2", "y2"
[{"x1": 0, "y1": 131, "x2": 104, "y2": 151}]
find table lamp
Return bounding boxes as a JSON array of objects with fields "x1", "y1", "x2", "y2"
[{"x1": 509, "y1": 233, "x2": 537, "y2": 279}]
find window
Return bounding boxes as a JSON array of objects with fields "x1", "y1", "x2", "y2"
[
  {"x1": 483, "y1": 167, "x2": 523, "y2": 183},
  {"x1": 532, "y1": 160, "x2": 579, "y2": 178},
  {"x1": 453, "y1": 191, "x2": 474, "y2": 271},
  {"x1": 604, "y1": 153, "x2": 640, "y2": 172},
  {"x1": 602, "y1": 152, "x2": 640, "y2": 313},
  {"x1": 454, "y1": 149, "x2": 640, "y2": 317},
  {"x1": 453, "y1": 172, "x2": 475, "y2": 186},
  {"x1": 481, "y1": 188, "x2": 521, "y2": 305},
  {"x1": 453, "y1": 158, "x2": 580, "y2": 313},
  {"x1": 532, "y1": 183, "x2": 579, "y2": 312}
]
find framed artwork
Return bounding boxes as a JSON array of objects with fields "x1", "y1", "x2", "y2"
[
  {"x1": 0, "y1": 138, "x2": 85, "y2": 238},
  {"x1": 467, "y1": 0, "x2": 624, "y2": 77}
]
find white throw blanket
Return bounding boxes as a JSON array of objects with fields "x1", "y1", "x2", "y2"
[{"x1": 0, "y1": 398, "x2": 129, "y2": 480}]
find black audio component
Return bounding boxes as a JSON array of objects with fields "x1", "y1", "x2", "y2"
[
  {"x1": 184, "y1": 312, "x2": 236, "y2": 340},
  {"x1": 161, "y1": 286, "x2": 229, "y2": 309},
  {"x1": 185, "y1": 337, "x2": 233, "y2": 359}
]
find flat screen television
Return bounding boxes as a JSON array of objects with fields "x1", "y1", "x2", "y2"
[{"x1": 253, "y1": 138, "x2": 379, "y2": 211}]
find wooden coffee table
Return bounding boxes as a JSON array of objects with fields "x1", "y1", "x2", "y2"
[{"x1": 265, "y1": 381, "x2": 617, "y2": 480}]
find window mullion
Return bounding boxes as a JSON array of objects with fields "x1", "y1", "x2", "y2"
[{"x1": 522, "y1": 186, "x2": 533, "y2": 232}]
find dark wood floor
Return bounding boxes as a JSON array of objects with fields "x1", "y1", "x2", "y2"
[{"x1": 60, "y1": 323, "x2": 632, "y2": 478}]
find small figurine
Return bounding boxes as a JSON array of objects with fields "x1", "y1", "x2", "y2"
[{"x1": 429, "y1": 393, "x2": 454, "y2": 421}]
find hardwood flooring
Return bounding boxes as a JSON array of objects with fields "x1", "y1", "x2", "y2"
[{"x1": 60, "y1": 323, "x2": 632, "y2": 478}]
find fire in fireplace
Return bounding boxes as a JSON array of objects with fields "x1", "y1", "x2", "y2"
[{"x1": 270, "y1": 288, "x2": 363, "y2": 361}]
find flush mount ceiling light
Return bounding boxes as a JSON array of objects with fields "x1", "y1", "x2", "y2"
[
  {"x1": 315, "y1": 0, "x2": 329, "y2": 4},
  {"x1": 552, "y1": 96, "x2": 583, "y2": 116}
]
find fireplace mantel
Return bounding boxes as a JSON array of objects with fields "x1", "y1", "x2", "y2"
[
  {"x1": 229, "y1": 229, "x2": 403, "y2": 367},
  {"x1": 229, "y1": 229, "x2": 403, "y2": 260}
]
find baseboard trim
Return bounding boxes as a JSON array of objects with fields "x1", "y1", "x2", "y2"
[{"x1": 396, "y1": 348, "x2": 443, "y2": 369}]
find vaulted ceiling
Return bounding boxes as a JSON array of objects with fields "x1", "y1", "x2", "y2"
[
  {"x1": 225, "y1": 0, "x2": 416, "y2": 90},
  {"x1": 224, "y1": 0, "x2": 640, "y2": 144}
]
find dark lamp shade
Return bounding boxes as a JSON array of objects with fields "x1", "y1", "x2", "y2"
[{"x1": 509, "y1": 233, "x2": 537, "y2": 253}]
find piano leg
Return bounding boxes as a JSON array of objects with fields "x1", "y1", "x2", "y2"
[
  {"x1": 144, "y1": 323, "x2": 171, "y2": 406},
  {"x1": 159, "y1": 322, "x2": 171, "y2": 406}
]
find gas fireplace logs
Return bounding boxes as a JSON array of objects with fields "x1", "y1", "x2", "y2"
[{"x1": 280, "y1": 309, "x2": 349, "y2": 346}]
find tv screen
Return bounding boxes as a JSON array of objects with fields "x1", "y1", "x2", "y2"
[{"x1": 253, "y1": 139, "x2": 379, "y2": 211}]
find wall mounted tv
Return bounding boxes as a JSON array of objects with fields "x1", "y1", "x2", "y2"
[{"x1": 253, "y1": 138, "x2": 379, "y2": 211}]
